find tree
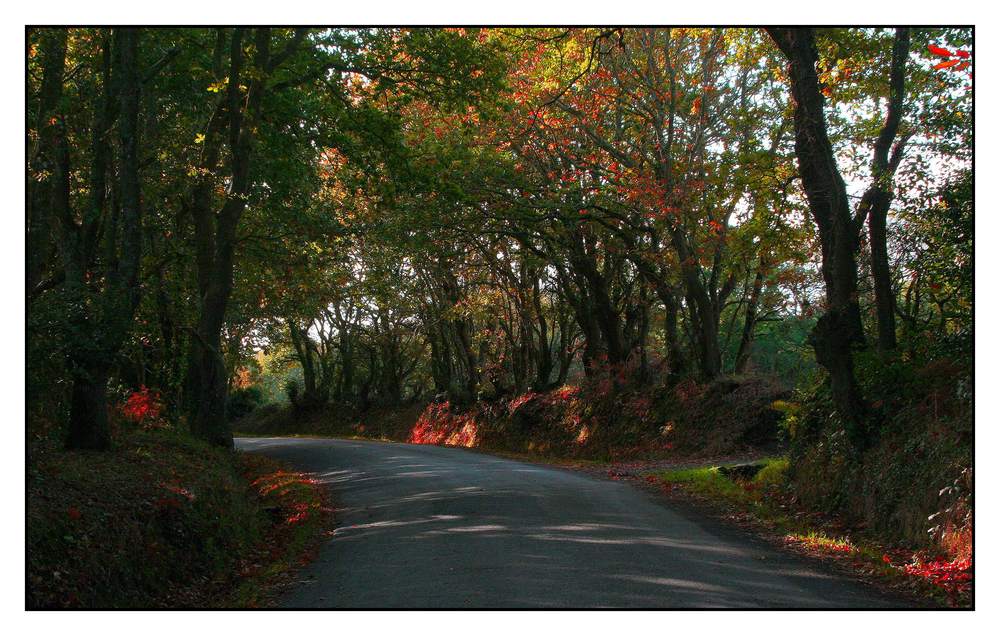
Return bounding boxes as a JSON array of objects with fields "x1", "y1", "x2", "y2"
[{"x1": 766, "y1": 27, "x2": 914, "y2": 448}]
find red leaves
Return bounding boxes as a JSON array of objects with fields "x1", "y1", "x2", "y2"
[
  {"x1": 67, "y1": 506, "x2": 82, "y2": 521},
  {"x1": 902, "y1": 556, "x2": 972, "y2": 588},
  {"x1": 285, "y1": 503, "x2": 311, "y2": 525},
  {"x1": 551, "y1": 385, "x2": 581, "y2": 402},
  {"x1": 162, "y1": 484, "x2": 195, "y2": 501},
  {"x1": 878, "y1": 551, "x2": 972, "y2": 598},
  {"x1": 410, "y1": 401, "x2": 480, "y2": 447},
  {"x1": 928, "y1": 45, "x2": 972, "y2": 74},
  {"x1": 121, "y1": 387, "x2": 163, "y2": 425},
  {"x1": 508, "y1": 391, "x2": 539, "y2": 414},
  {"x1": 928, "y1": 44, "x2": 953, "y2": 58}
]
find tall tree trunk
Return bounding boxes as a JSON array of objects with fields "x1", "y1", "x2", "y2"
[
  {"x1": 65, "y1": 28, "x2": 144, "y2": 450},
  {"x1": 668, "y1": 224, "x2": 722, "y2": 379},
  {"x1": 67, "y1": 366, "x2": 111, "y2": 449},
  {"x1": 767, "y1": 28, "x2": 868, "y2": 447},
  {"x1": 531, "y1": 274, "x2": 554, "y2": 390},
  {"x1": 187, "y1": 28, "x2": 295, "y2": 447},
  {"x1": 863, "y1": 28, "x2": 910, "y2": 352},
  {"x1": 27, "y1": 29, "x2": 68, "y2": 300}
]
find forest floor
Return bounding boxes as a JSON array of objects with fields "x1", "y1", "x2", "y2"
[{"x1": 26, "y1": 425, "x2": 333, "y2": 608}]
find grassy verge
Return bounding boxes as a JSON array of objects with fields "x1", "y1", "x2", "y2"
[
  {"x1": 648, "y1": 459, "x2": 971, "y2": 608},
  {"x1": 27, "y1": 428, "x2": 330, "y2": 608}
]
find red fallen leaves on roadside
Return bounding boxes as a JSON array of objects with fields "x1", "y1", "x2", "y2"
[
  {"x1": 900, "y1": 556, "x2": 972, "y2": 592},
  {"x1": 877, "y1": 552, "x2": 972, "y2": 600}
]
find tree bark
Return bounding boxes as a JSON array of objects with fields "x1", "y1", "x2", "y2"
[
  {"x1": 767, "y1": 27, "x2": 868, "y2": 447},
  {"x1": 863, "y1": 28, "x2": 910, "y2": 352},
  {"x1": 64, "y1": 28, "x2": 143, "y2": 450},
  {"x1": 186, "y1": 28, "x2": 306, "y2": 446},
  {"x1": 27, "y1": 29, "x2": 68, "y2": 300}
]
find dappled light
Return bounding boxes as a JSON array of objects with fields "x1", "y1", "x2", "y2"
[{"x1": 26, "y1": 24, "x2": 973, "y2": 609}]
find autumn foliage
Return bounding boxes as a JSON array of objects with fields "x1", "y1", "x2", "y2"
[{"x1": 121, "y1": 387, "x2": 164, "y2": 425}]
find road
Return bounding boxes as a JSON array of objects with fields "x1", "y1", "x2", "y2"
[{"x1": 236, "y1": 436, "x2": 909, "y2": 608}]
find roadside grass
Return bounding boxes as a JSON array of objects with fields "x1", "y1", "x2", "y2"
[
  {"x1": 650, "y1": 458, "x2": 971, "y2": 607},
  {"x1": 27, "y1": 427, "x2": 330, "y2": 608}
]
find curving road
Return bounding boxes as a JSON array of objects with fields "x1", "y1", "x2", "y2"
[{"x1": 236, "y1": 437, "x2": 909, "y2": 608}]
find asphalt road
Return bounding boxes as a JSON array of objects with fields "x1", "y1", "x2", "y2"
[{"x1": 236, "y1": 437, "x2": 909, "y2": 608}]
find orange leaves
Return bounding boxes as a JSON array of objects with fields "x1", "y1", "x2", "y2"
[
  {"x1": 251, "y1": 470, "x2": 320, "y2": 497},
  {"x1": 285, "y1": 502, "x2": 312, "y2": 525},
  {"x1": 933, "y1": 59, "x2": 961, "y2": 71},
  {"x1": 690, "y1": 95, "x2": 702, "y2": 116},
  {"x1": 161, "y1": 483, "x2": 196, "y2": 502}
]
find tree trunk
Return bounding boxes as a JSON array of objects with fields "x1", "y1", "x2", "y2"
[
  {"x1": 27, "y1": 29, "x2": 68, "y2": 299},
  {"x1": 865, "y1": 28, "x2": 910, "y2": 352},
  {"x1": 187, "y1": 28, "x2": 289, "y2": 447},
  {"x1": 767, "y1": 27, "x2": 869, "y2": 447},
  {"x1": 63, "y1": 28, "x2": 144, "y2": 451},
  {"x1": 734, "y1": 264, "x2": 765, "y2": 375},
  {"x1": 67, "y1": 364, "x2": 111, "y2": 449}
]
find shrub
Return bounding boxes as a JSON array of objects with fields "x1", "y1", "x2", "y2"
[
  {"x1": 228, "y1": 385, "x2": 264, "y2": 422},
  {"x1": 284, "y1": 379, "x2": 300, "y2": 406},
  {"x1": 786, "y1": 353, "x2": 971, "y2": 551}
]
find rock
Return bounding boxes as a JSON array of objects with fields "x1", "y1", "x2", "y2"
[{"x1": 718, "y1": 463, "x2": 765, "y2": 482}]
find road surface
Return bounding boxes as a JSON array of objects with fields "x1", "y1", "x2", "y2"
[{"x1": 236, "y1": 436, "x2": 909, "y2": 608}]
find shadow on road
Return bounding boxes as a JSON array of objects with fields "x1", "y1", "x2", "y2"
[{"x1": 237, "y1": 437, "x2": 906, "y2": 609}]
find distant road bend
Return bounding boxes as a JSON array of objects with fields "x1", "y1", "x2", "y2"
[{"x1": 236, "y1": 437, "x2": 908, "y2": 608}]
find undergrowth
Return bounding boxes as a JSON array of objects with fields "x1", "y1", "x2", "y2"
[
  {"x1": 26, "y1": 425, "x2": 330, "y2": 608},
  {"x1": 651, "y1": 458, "x2": 971, "y2": 607}
]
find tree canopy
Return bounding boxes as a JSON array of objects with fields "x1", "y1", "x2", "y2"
[{"x1": 25, "y1": 27, "x2": 972, "y2": 452}]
